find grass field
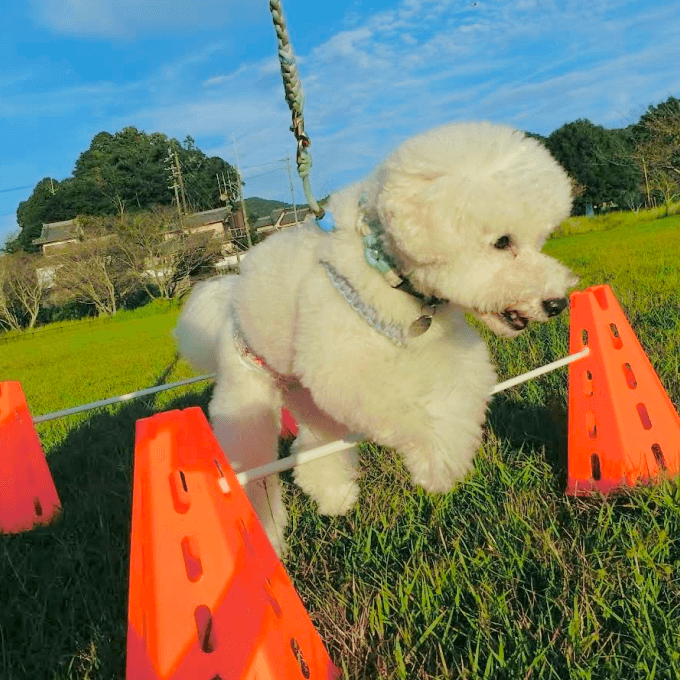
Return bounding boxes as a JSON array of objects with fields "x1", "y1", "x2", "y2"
[{"x1": 1, "y1": 215, "x2": 679, "y2": 679}]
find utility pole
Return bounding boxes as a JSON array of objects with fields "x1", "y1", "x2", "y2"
[
  {"x1": 174, "y1": 151, "x2": 189, "y2": 214},
  {"x1": 232, "y1": 134, "x2": 252, "y2": 249},
  {"x1": 217, "y1": 173, "x2": 228, "y2": 203},
  {"x1": 167, "y1": 149, "x2": 183, "y2": 224},
  {"x1": 216, "y1": 171, "x2": 241, "y2": 269},
  {"x1": 285, "y1": 156, "x2": 299, "y2": 225},
  {"x1": 224, "y1": 173, "x2": 234, "y2": 202}
]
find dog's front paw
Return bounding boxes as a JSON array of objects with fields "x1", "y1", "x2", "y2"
[
  {"x1": 314, "y1": 479, "x2": 360, "y2": 516},
  {"x1": 292, "y1": 445, "x2": 361, "y2": 516},
  {"x1": 405, "y1": 451, "x2": 474, "y2": 494}
]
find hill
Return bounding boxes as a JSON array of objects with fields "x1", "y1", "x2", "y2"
[{"x1": 244, "y1": 197, "x2": 291, "y2": 221}]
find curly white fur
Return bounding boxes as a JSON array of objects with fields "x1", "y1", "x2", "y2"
[{"x1": 174, "y1": 121, "x2": 577, "y2": 557}]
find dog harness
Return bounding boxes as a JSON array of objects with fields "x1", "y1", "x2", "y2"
[{"x1": 232, "y1": 312, "x2": 298, "y2": 389}]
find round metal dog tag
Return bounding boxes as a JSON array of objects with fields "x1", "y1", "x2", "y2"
[{"x1": 408, "y1": 315, "x2": 432, "y2": 337}]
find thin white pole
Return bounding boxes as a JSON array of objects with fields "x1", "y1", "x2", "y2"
[
  {"x1": 236, "y1": 347, "x2": 590, "y2": 484},
  {"x1": 236, "y1": 435, "x2": 364, "y2": 485},
  {"x1": 32, "y1": 374, "x2": 216, "y2": 424},
  {"x1": 491, "y1": 347, "x2": 589, "y2": 394}
]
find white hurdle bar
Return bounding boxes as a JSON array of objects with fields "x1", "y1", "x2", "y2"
[
  {"x1": 236, "y1": 347, "x2": 590, "y2": 484},
  {"x1": 31, "y1": 347, "x2": 590, "y2": 484},
  {"x1": 32, "y1": 373, "x2": 216, "y2": 424}
]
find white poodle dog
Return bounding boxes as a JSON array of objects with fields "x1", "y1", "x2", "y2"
[{"x1": 174, "y1": 121, "x2": 577, "y2": 557}]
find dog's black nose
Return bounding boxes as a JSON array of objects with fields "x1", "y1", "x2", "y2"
[{"x1": 542, "y1": 297, "x2": 568, "y2": 317}]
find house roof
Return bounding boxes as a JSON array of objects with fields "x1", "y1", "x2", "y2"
[
  {"x1": 33, "y1": 219, "x2": 81, "y2": 245},
  {"x1": 158, "y1": 229, "x2": 214, "y2": 254},
  {"x1": 31, "y1": 207, "x2": 230, "y2": 246},
  {"x1": 181, "y1": 206, "x2": 230, "y2": 230},
  {"x1": 254, "y1": 215, "x2": 274, "y2": 228},
  {"x1": 280, "y1": 207, "x2": 312, "y2": 226},
  {"x1": 254, "y1": 207, "x2": 312, "y2": 231}
]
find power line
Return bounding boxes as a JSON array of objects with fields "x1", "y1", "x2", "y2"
[
  {"x1": 243, "y1": 168, "x2": 286, "y2": 181},
  {"x1": 241, "y1": 159, "x2": 287, "y2": 172},
  {"x1": 0, "y1": 184, "x2": 34, "y2": 194},
  {"x1": 182, "y1": 172, "x2": 217, "y2": 209}
]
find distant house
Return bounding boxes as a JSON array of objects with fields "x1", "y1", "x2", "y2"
[
  {"x1": 253, "y1": 206, "x2": 313, "y2": 239},
  {"x1": 32, "y1": 219, "x2": 83, "y2": 256},
  {"x1": 32, "y1": 206, "x2": 255, "y2": 283},
  {"x1": 169, "y1": 207, "x2": 230, "y2": 240},
  {"x1": 33, "y1": 207, "x2": 234, "y2": 256}
]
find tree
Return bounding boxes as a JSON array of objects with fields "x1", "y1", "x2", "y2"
[
  {"x1": 649, "y1": 170, "x2": 680, "y2": 214},
  {"x1": 631, "y1": 97, "x2": 680, "y2": 212},
  {"x1": 545, "y1": 119, "x2": 642, "y2": 214},
  {"x1": 0, "y1": 258, "x2": 23, "y2": 331},
  {"x1": 0, "y1": 253, "x2": 49, "y2": 330},
  {"x1": 53, "y1": 229, "x2": 137, "y2": 317},
  {"x1": 1, "y1": 231, "x2": 23, "y2": 255},
  {"x1": 5, "y1": 253, "x2": 48, "y2": 328},
  {"x1": 15, "y1": 178, "x2": 62, "y2": 252},
  {"x1": 115, "y1": 207, "x2": 223, "y2": 299}
]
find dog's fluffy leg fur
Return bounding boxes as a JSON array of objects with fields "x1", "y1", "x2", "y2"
[
  {"x1": 209, "y1": 329, "x2": 288, "y2": 556},
  {"x1": 176, "y1": 281, "x2": 289, "y2": 556},
  {"x1": 172, "y1": 276, "x2": 235, "y2": 374},
  {"x1": 291, "y1": 424, "x2": 360, "y2": 516},
  {"x1": 396, "y1": 366, "x2": 495, "y2": 493}
]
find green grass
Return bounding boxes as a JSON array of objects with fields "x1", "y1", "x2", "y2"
[
  {"x1": 0, "y1": 296, "x2": 183, "y2": 343},
  {"x1": 549, "y1": 201, "x2": 680, "y2": 240},
  {"x1": 1, "y1": 215, "x2": 680, "y2": 679}
]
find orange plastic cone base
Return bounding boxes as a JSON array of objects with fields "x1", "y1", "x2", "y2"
[
  {"x1": 127, "y1": 406, "x2": 339, "y2": 680},
  {"x1": 0, "y1": 382, "x2": 61, "y2": 533},
  {"x1": 567, "y1": 285, "x2": 680, "y2": 494}
]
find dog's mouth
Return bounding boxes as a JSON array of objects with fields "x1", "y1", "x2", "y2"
[
  {"x1": 499, "y1": 309, "x2": 529, "y2": 331},
  {"x1": 472, "y1": 308, "x2": 531, "y2": 337}
]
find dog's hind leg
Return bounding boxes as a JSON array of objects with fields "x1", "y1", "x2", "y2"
[
  {"x1": 291, "y1": 423, "x2": 361, "y2": 516},
  {"x1": 209, "y1": 346, "x2": 288, "y2": 557}
]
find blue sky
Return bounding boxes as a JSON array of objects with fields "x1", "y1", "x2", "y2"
[{"x1": 1, "y1": 0, "x2": 679, "y2": 245}]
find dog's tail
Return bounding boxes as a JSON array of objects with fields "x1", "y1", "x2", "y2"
[{"x1": 173, "y1": 275, "x2": 236, "y2": 374}]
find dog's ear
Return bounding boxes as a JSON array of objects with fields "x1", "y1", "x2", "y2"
[{"x1": 376, "y1": 168, "x2": 451, "y2": 264}]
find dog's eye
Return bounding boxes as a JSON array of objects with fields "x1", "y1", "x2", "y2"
[{"x1": 494, "y1": 235, "x2": 512, "y2": 250}]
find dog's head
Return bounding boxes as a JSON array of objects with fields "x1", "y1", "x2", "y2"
[{"x1": 372, "y1": 121, "x2": 578, "y2": 337}]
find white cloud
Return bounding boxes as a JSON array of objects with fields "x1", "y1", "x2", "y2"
[
  {"x1": 203, "y1": 65, "x2": 250, "y2": 88},
  {"x1": 29, "y1": 0, "x2": 254, "y2": 37},
  {"x1": 135, "y1": 0, "x2": 679, "y2": 201}
]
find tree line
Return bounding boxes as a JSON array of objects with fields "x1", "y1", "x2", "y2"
[
  {"x1": 5, "y1": 96, "x2": 680, "y2": 258},
  {"x1": 529, "y1": 95, "x2": 680, "y2": 215}
]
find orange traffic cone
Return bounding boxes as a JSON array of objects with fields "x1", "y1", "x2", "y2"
[
  {"x1": 567, "y1": 285, "x2": 680, "y2": 494},
  {"x1": 127, "y1": 406, "x2": 339, "y2": 680},
  {"x1": 0, "y1": 382, "x2": 61, "y2": 532}
]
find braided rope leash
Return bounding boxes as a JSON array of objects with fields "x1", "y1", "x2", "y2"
[{"x1": 269, "y1": 0, "x2": 329, "y2": 224}]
